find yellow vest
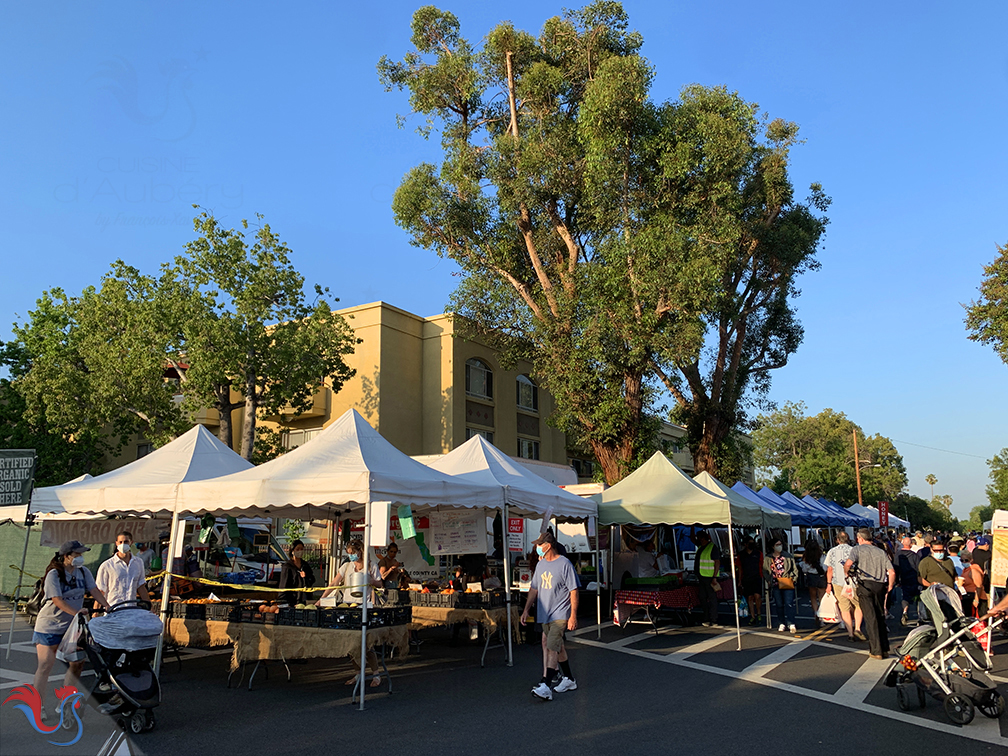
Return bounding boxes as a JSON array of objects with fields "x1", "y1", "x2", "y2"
[{"x1": 698, "y1": 543, "x2": 716, "y2": 577}]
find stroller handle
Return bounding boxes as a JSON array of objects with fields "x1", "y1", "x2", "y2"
[{"x1": 106, "y1": 600, "x2": 154, "y2": 614}]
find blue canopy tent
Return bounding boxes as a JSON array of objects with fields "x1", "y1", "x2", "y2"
[
  {"x1": 779, "y1": 490, "x2": 841, "y2": 527},
  {"x1": 808, "y1": 496, "x2": 869, "y2": 527},
  {"x1": 731, "y1": 482, "x2": 813, "y2": 527},
  {"x1": 756, "y1": 486, "x2": 832, "y2": 527}
]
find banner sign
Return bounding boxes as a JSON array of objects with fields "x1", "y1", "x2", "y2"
[
  {"x1": 40, "y1": 518, "x2": 170, "y2": 548},
  {"x1": 878, "y1": 501, "x2": 889, "y2": 528},
  {"x1": 349, "y1": 514, "x2": 438, "y2": 580},
  {"x1": 508, "y1": 517, "x2": 524, "y2": 553},
  {"x1": 0, "y1": 449, "x2": 36, "y2": 507}
]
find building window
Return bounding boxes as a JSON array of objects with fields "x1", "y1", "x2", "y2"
[
  {"x1": 136, "y1": 442, "x2": 154, "y2": 459},
  {"x1": 283, "y1": 428, "x2": 322, "y2": 450},
  {"x1": 516, "y1": 375, "x2": 538, "y2": 412},
  {"x1": 466, "y1": 427, "x2": 494, "y2": 445},
  {"x1": 465, "y1": 359, "x2": 493, "y2": 400},
  {"x1": 518, "y1": 438, "x2": 540, "y2": 461},
  {"x1": 570, "y1": 458, "x2": 594, "y2": 479}
]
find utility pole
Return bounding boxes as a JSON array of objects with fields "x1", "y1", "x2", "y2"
[{"x1": 853, "y1": 429, "x2": 864, "y2": 507}]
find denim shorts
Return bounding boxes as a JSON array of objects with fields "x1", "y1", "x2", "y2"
[{"x1": 33, "y1": 630, "x2": 65, "y2": 647}]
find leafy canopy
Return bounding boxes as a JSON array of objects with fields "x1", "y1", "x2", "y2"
[{"x1": 964, "y1": 242, "x2": 1008, "y2": 365}]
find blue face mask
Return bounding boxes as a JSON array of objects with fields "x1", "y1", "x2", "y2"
[
  {"x1": 932, "y1": 551, "x2": 945, "y2": 560},
  {"x1": 536, "y1": 545, "x2": 546, "y2": 557}
]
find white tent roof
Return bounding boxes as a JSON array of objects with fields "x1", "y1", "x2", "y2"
[
  {"x1": 175, "y1": 409, "x2": 504, "y2": 518},
  {"x1": 693, "y1": 472, "x2": 791, "y2": 530},
  {"x1": 31, "y1": 426, "x2": 253, "y2": 517},
  {"x1": 425, "y1": 435, "x2": 596, "y2": 520},
  {"x1": 848, "y1": 503, "x2": 911, "y2": 529},
  {"x1": 594, "y1": 452, "x2": 764, "y2": 527}
]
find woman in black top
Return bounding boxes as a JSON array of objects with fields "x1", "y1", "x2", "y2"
[
  {"x1": 739, "y1": 536, "x2": 764, "y2": 626},
  {"x1": 278, "y1": 539, "x2": 316, "y2": 605}
]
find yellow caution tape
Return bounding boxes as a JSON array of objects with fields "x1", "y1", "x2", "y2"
[
  {"x1": 8, "y1": 564, "x2": 42, "y2": 581},
  {"x1": 150, "y1": 571, "x2": 392, "y2": 595}
]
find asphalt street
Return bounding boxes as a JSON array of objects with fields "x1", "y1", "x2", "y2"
[{"x1": 2, "y1": 599, "x2": 1007, "y2": 756}]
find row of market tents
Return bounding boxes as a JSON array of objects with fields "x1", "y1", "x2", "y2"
[{"x1": 5, "y1": 408, "x2": 910, "y2": 681}]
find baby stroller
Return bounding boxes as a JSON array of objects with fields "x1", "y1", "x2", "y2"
[
  {"x1": 885, "y1": 584, "x2": 1004, "y2": 725},
  {"x1": 79, "y1": 601, "x2": 164, "y2": 734}
]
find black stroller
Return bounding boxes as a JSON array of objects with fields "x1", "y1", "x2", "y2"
[
  {"x1": 885, "y1": 584, "x2": 1004, "y2": 725},
  {"x1": 79, "y1": 601, "x2": 163, "y2": 734}
]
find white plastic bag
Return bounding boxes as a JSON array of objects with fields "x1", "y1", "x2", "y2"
[
  {"x1": 56, "y1": 617, "x2": 84, "y2": 663},
  {"x1": 817, "y1": 592, "x2": 840, "y2": 623}
]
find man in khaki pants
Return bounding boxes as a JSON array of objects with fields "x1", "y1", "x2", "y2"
[
  {"x1": 825, "y1": 531, "x2": 865, "y2": 641},
  {"x1": 521, "y1": 531, "x2": 579, "y2": 701}
]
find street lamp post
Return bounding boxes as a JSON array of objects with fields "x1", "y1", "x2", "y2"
[{"x1": 851, "y1": 429, "x2": 881, "y2": 507}]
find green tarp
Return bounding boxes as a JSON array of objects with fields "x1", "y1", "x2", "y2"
[{"x1": 0, "y1": 520, "x2": 113, "y2": 598}]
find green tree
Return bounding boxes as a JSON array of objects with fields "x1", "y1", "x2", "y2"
[
  {"x1": 171, "y1": 210, "x2": 359, "y2": 459},
  {"x1": 964, "y1": 241, "x2": 1008, "y2": 365},
  {"x1": 925, "y1": 473, "x2": 937, "y2": 499},
  {"x1": 752, "y1": 401, "x2": 907, "y2": 504},
  {"x1": 380, "y1": 3, "x2": 827, "y2": 482},
  {"x1": 891, "y1": 493, "x2": 956, "y2": 531},
  {"x1": 11, "y1": 262, "x2": 191, "y2": 450},
  {"x1": 0, "y1": 342, "x2": 106, "y2": 487},
  {"x1": 987, "y1": 448, "x2": 1008, "y2": 511}
]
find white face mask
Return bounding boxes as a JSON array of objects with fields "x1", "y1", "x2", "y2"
[
  {"x1": 71, "y1": 555, "x2": 85, "y2": 567},
  {"x1": 774, "y1": 545, "x2": 783, "y2": 554},
  {"x1": 117, "y1": 543, "x2": 131, "y2": 554}
]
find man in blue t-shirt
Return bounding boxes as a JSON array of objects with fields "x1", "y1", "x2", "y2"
[{"x1": 521, "y1": 530, "x2": 579, "y2": 701}]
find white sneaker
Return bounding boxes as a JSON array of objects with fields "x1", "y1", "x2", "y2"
[
  {"x1": 778, "y1": 624, "x2": 786, "y2": 632},
  {"x1": 531, "y1": 682, "x2": 552, "y2": 701},
  {"x1": 554, "y1": 676, "x2": 578, "y2": 693},
  {"x1": 788, "y1": 624, "x2": 798, "y2": 633}
]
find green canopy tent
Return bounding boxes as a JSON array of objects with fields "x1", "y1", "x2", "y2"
[{"x1": 594, "y1": 452, "x2": 772, "y2": 649}]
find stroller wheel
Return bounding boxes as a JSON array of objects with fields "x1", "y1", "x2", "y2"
[
  {"x1": 896, "y1": 685, "x2": 912, "y2": 711},
  {"x1": 143, "y1": 711, "x2": 156, "y2": 731},
  {"x1": 978, "y1": 691, "x2": 1006, "y2": 719},
  {"x1": 129, "y1": 711, "x2": 146, "y2": 735},
  {"x1": 944, "y1": 694, "x2": 975, "y2": 725}
]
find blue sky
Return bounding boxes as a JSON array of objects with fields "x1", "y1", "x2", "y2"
[{"x1": 2, "y1": 1, "x2": 1005, "y2": 519}]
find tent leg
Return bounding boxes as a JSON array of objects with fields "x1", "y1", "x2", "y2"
[
  {"x1": 154, "y1": 508, "x2": 181, "y2": 676},
  {"x1": 5, "y1": 516, "x2": 33, "y2": 661},
  {"x1": 728, "y1": 512, "x2": 740, "y2": 651},
  {"x1": 358, "y1": 503, "x2": 373, "y2": 712},
  {"x1": 503, "y1": 503, "x2": 513, "y2": 667},
  {"x1": 595, "y1": 516, "x2": 601, "y2": 640}
]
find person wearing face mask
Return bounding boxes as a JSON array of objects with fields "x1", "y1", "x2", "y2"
[
  {"x1": 917, "y1": 538, "x2": 956, "y2": 590},
  {"x1": 32, "y1": 541, "x2": 111, "y2": 721},
  {"x1": 95, "y1": 530, "x2": 150, "y2": 610},
  {"x1": 278, "y1": 539, "x2": 316, "y2": 605},
  {"x1": 763, "y1": 538, "x2": 798, "y2": 633},
  {"x1": 317, "y1": 539, "x2": 383, "y2": 688}
]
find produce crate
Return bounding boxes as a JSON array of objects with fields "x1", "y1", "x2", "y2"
[
  {"x1": 389, "y1": 605, "x2": 412, "y2": 626},
  {"x1": 239, "y1": 607, "x2": 277, "y2": 625},
  {"x1": 438, "y1": 592, "x2": 459, "y2": 608},
  {"x1": 171, "y1": 602, "x2": 207, "y2": 620},
  {"x1": 293, "y1": 608, "x2": 320, "y2": 628},
  {"x1": 205, "y1": 602, "x2": 240, "y2": 622}
]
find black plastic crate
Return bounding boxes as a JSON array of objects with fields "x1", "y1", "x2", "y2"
[
  {"x1": 292, "y1": 608, "x2": 320, "y2": 628},
  {"x1": 173, "y1": 603, "x2": 207, "y2": 620},
  {"x1": 205, "y1": 603, "x2": 240, "y2": 622},
  {"x1": 390, "y1": 605, "x2": 412, "y2": 625},
  {"x1": 239, "y1": 607, "x2": 278, "y2": 624}
]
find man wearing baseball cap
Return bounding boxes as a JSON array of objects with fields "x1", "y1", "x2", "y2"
[{"x1": 520, "y1": 530, "x2": 579, "y2": 701}]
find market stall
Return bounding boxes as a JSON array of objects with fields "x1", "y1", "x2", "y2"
[
  {"x1": 425, "y1": 434, "x2": 598, "y2": 650},
  {"x1": 595, "y1": 452, "x2": 773, "y2": 649},
  {"x1": 613, "y1": 578, "x2": 736, "y2": 630},
  {"x1": 173, "y1": 409, "x2": 507, "y2": 709}
]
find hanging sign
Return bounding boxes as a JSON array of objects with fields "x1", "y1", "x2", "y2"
[
  {"x1": 0, "y1": 450, "x2": 36, "y2": 508},
  {"x1": 878, "y1": 501, "x2": 889, "y2": 528},
  {"x1": 398, "y1": 504, "x2": 416, "y2": 540},
  {"x1": 429, "y1": 509, "x2": 484, "y2": 555},
  {"x1": 508, "y1": 517, "x2": 524, "y2": 553},
  {"x1": 517, "y1": 559, "x2": 532, "y2": 591}
]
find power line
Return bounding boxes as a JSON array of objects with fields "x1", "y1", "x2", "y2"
[{"x1": 891, "y1": 439, "x2": 988, "y2": 460}]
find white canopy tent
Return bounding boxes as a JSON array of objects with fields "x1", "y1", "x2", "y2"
[
  {"x1": 31, "y1": 426, "x2": 253, "y2": 517},
  {"x1": 847, "y1": 503, "x2": 911, "y2": 530},
  {"x1": 595, "y1": 452, "x2": 769, "y2": 649},
  {"x1": 174, "y1": 409, "x2": 506, "y2": 709},
  {"x1": 426, "y1": 434, "x2": 599, "y2": 642}
]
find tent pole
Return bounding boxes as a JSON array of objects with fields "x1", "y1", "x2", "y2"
[
  {"x1": 762, "y1": 516, "x2": 771, "y2": 631},
  {"x1": 154, "y1": 508, "x2": 180, "y2": 676},
  {"x1": 503, "y1": 502, "x2": 513, "y2": 667},
  {"x1": 588, "y1": 516, "x2": 596, "y2": 641},
  {"x1": 5, "y1": 510, "x2": 34, "y2": 661},
  {"x1": 728, "y1": 510, "x2": 740, "y2": 651},
  {"x1": 359, "y1": 503, "x2": 372, "y2": 711}
]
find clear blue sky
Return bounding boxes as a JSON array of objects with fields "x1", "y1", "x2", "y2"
[{"x1": 2, "y1": 1, "x2": 1005, "y2": 519}]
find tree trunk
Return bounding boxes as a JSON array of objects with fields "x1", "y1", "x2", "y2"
[
  {"x1": 587, "y1": 371, "x2": 645, "y2": 485},
  {"x1": 214, "y1": 384, "x2": 235, "y2": 450},
  {"x1": 239, "y1": 372, "x2": 257, "y2": 461},
  {"x1": 589, "y1": 436, "x2": 635, "y2": 487},
  {"x1": 690, "y1": 406, "x2": 729, "y2": 480}
]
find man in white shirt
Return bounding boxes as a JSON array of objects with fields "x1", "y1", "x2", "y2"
[{"x1": 96, "y1": 530, "x2": 149, "y2": 608}]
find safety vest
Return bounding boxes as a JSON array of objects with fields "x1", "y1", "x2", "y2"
[{"x1": 698, "y1": 543, "x2": 716, "y2": 577}]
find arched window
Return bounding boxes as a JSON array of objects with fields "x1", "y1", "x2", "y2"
[
  {"x1": 465, "y1": 358, "x2": 493, "y2": 400},
  {"x1": 516, "y1": 375, "x2": 538, "y2": 412}
]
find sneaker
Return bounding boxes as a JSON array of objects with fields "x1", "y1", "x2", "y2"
[
  {"x1": 853, "y1": 631, "x2": 867, "y2": 642},
  {"x1": 748, "y1": 617, "x2": 758, "y2": 626},
  {"x1": 900, "y1": 613, "x2": 909, "y2": 627},
  {"x1": 778, "y1": 624, "x2": 786, "y2": 632},
  {"x1": 39, "y1": 706, "x2": 48, "y2": 723},
  {"x1": 554, "y1": 676, "x2": 578, "y2": 693},
  {"x1": 531, "y1": 682, "x2": 552, "y2": 701},
  {"x1": 789, "y1": 624, "x2": 798, "y2": 633},
  {"x1": 701, "y1": 622, "x2": 713, "y2": 627}
]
